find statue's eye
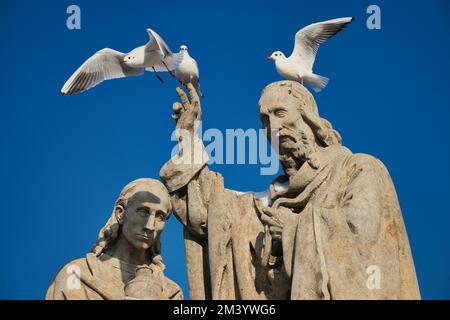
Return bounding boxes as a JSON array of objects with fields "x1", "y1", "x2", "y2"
[
  {"x1": 155, "y1": 210, "x2": 166, "y2": 222},
  {"x1": 137, "y1": 207, "x2": 149, "y2": 216},
  {"x1": 274, "y1": 109, "x2": 287, "y2": 117}
]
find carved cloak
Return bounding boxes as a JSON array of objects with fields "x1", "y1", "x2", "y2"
[
  {"x1": 278, "y1": 146, "x2": 420, "y2": 299},
  {"x1": 160, "y1": 145, "x2": 420, "y2": 299},
  {"x1": 46, "y1": 253, "x2": 183, "y2": 300},
  {"x1": 161, "y1": 157, "x2": 286, "y2": 299}
]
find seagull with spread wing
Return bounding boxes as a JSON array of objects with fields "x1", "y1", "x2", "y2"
[
  {"x1": 267, "y1": 17, "x2": 353, "y2": 92},
  {"x1": 61, "y1": 28, "x2": 182, "y2": 96}
]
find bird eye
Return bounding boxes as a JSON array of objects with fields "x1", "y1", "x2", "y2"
[{"x1": 128, "y1": 57, "x2": 131, "y2": 60}]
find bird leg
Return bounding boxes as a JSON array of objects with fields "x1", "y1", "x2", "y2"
[
  {"x1": 177, "y1": 79, "x2": 188, "y2": 90},
  {"x1": 151, "y1": 66, "x2": 164, "y2": 83},
  {"x1": 298, "y1": 76, "x2": 304, "y2": 85},
  {"x1": 162, "y1": 61, "x2": 177, "y2": 78}
]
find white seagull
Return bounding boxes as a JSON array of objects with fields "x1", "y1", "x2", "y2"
[
  {"x1": 61, "y1": 28, "x2": 182, "y2": 95},
  {"x1": 175, "y1": 45, "x2": 203, "y2": 97},
  {"x1": 267, "y1": 17, "x2": 353, "y2": 92}
]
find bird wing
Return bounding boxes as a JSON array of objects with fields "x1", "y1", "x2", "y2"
[
  {"x1": 145, "y1": 28, "x2": 173, "y2": 57},
  {"x1": 61, "y1": 48, "x2": 144, "y2": 95},
  {"x1": 146, "y1": 52, "x2": 183, "y2": 72},
  {"x1": 290, "y1": 17, "x2": 353, "y2": 70},
  {"x1": 193, "y1": 57, "x2": 199, "y2": 74}
]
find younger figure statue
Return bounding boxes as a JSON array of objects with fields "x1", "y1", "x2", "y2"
[{"x1": 46, "y1": 178, "x2": 183, "y2": 300}]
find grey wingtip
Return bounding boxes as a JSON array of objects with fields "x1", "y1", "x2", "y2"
[{"x1": 61, "y1": 90, "x2": 74, "y2": 96}]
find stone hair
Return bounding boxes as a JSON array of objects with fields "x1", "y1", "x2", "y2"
[{"x1": 91, "y1": 178, "x2": 172, "y2": 268}]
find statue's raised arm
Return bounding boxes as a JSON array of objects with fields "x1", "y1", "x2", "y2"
[{"x1": 160, "y1": 84, "x2": 289, "y2": 300}]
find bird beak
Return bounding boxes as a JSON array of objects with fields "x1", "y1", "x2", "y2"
[
  {"x1": 266, "y1": 56, "x2": 273, "y2": 60},
  {"x1": 119, "y1": 59, "x2": 125, "y2": 64}
]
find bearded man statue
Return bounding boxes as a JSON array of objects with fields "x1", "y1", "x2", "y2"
[{"x1": 160, "y1": 81, "x2": 420, "y2": 300}]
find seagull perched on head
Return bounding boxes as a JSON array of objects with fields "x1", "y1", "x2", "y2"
[
  {"x1": 267, "y1": 17, "x2": 353, "y2": 92},
  {"x1": 61, "y1": 28, "x2": 182, "y2": 96},
  {"x1": 175, "y1": 45, "x2": 203, "y2": 97}
]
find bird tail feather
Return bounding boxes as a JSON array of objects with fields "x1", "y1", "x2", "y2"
[
  {"x1": 196, "y1": 85, "x2": 204, "y2": 98},
  {"x1": 193, "y1": 80, "x2": 204, "y2": 98},
  {"x1": 306, "y1": 74, "x2": 329, "y2": 92}
]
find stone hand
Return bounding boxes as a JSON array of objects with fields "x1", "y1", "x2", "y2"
[
  {"x1": 124, "y1": 264, "x2": 164, "y2": 300},
  {"x1": 172, "y1": 83, "x2": 202, "y2": 133},
  {"x1": 260, "y1": 206, "x2": 295, "y2": 241}
]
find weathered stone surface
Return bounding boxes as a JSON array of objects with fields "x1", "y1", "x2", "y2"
[
  {"x1": 160, "y1": 81, "x2": 420, "y2": 300},
  {"x1": 46, "y1": 178, "x2": 183, "y2": 300}
]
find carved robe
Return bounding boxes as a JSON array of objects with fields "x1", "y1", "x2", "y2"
[
  {"x1": 277, "y1": 145, "x2": 420, "y2": 299},
  {"x1": 160, "y1": 143, "x2": 420, "y2": 300},
  {"x1": 46, "y1": 253, "x2": 183, "y2": 300}
]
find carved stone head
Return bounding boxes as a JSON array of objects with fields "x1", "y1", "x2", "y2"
[
  {"x1": 258, "y1": 81, "x2": 341, "y2": 175},
  {"x1": 92, "y1": 178, "x2": 172, "y2": 257}
]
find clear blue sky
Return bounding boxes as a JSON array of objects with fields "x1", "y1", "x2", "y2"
[{"x1": 1, "y1": 0, "x2": 449, "y2": 299}]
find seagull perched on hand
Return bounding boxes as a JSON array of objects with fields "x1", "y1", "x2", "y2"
[
  {"x1": 267, "y1": 17, "x2": 353, "y2": 92},
  {"x1": 61, "y1": 28, "x2": 182, "y2": 95},
  {"x1": 175, "y1": 45, "x2": 203, "y2": 97}
]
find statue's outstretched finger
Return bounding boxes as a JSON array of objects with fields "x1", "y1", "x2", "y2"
[
  {"x1": 263, "y1": 207, "x2": 274, "y2": 217},
  {"x1": 260, "y1": 213, "x2": 271, "y2": 225},
  {"x1": 186, "y1": 83, "x2": 199, "y2": 109},
  {"x1": 176, "y1": 87, "x2": 190, "y2": 109},
  {"x1": 260, "y1": 212, "x2": 276, "y2": 225}
]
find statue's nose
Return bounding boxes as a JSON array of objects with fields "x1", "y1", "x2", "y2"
[
  {"x1": 269, "y1": 118, "x2": 282, "y2": 131},
  {"x1": 145, "y1": 214, "x2": 155, "y2": 231}
]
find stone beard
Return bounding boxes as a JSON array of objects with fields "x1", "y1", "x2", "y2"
[{"x1": 258, "y1": 81, "x2": 342, "y2": 177}]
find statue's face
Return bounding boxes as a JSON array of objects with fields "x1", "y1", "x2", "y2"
[
  {"x1": 121, "y1": 190, "x2": 170, "y2": 252},
  {"x1": 258, "y1": 88, "x2": 316, "y2": 156}
]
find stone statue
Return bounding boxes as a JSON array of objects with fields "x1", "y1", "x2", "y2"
[
  {"x1": 160, "y1": 81, "x2": 420, "y2": 299},
  {"x1": 46, "y1": 178, "x2": 183, "y2": 300}
]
